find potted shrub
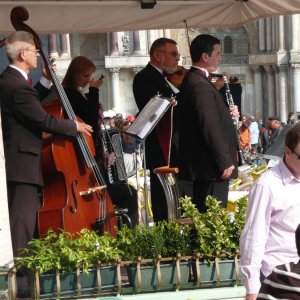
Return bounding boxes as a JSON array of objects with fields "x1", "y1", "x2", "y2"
[
  {"x1": 116, "y1": 221, "x2": 193, "y2": 292},
  {"x1": 15, "y1": 229, "x2": 122, "y2": 299},
  {"x1": 179, "y1": 195, "x2": 247, "y2": 288}
]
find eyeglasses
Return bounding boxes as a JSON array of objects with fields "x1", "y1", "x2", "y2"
[
  {"x1": 23, "y1": 48, "x2": 40, "y2": 54},
  {"x1": 293, "y1": 151, "x2": 300, "y2": 160},
  {"x1": 159, "y1": 50, "x2": 180, "y2": 58}
]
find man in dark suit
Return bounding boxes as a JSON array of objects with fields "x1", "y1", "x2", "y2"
[
  {"x1": 0, "y1": 31, "x2": 92, "y2": 296},
  {"x1": 133, "y1": 38, "x2": 180, "y2": 222},
  {"x1": 178, "y1": 34, "x2": 239, "y2": 213}
]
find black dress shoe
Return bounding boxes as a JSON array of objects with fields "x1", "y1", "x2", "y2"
[{"x1": 17, "y1": 288, "x2": 31, "y2": 298}]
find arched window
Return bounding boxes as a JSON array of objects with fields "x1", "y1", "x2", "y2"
[{"x1": 224, "y1": 36, "x2": 233, "y2": 54}]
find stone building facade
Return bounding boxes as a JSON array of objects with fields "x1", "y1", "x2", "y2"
[{"x1": 1, "y1": 14, "x2": 300, "y2": 123}]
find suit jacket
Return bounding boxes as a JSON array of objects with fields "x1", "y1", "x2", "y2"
[
  {"x1": 133, "y1": 63, "x2": 177, "y2": 169},
  {"x1": 178, "y1": 67, "x2": 238, "y2": 181},
  {"x1": 0, "y1": 66, "x2": 77, "y2": 186}
]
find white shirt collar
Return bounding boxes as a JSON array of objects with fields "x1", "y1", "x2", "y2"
[
  {"x1": 149, "y1": 63, "x2": 180, "y2": 94},
  {"x1": 192, "y1": 66, "x2": 209, "y2": 77},
  {"x1": 9, "y1": 65, "x2": 28, "y2": 80},
  {"x1": 150, "y1": 63, "x2": 163, "y2": 75}
]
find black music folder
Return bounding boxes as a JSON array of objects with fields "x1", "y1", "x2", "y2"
[{"x1": 125, "y1": 95, "x2": 173, "y2": 140}]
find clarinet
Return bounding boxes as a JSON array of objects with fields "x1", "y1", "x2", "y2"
[{"x1": 222, "y1": 74, "x2": 246, "y2": 166}]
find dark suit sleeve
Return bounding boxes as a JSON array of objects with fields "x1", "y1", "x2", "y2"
[
  {"x1": 13, "y1": 85, "x2": 77, "y2": 136},
  {"x1": 133, "y1": 66, "x2": 174, "y2": 111},
  {"x1": 133, "y1": 72, "x2": 158, "y2": 111}
]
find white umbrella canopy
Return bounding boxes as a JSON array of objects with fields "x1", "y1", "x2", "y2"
[{"x1": 0, "y1": 0, "x2": 300, "y2": 34}]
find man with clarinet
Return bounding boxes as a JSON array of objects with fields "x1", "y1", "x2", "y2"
[{"x1": 178, "y1": 34, "x2": 240, "y2": 213}]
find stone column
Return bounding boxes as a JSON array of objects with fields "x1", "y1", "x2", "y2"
[
  {"x1": 263, "y1": 65, "x2": 276, "y2": 117},
  {"x1": 278, "y1": 16, "x2": 286, "y2": 51},
  {"x1": 109, "y1": 68, "x2": 121, "y2": 111},
  {"x1": 48, "y1": 34, "x2": 59, "y2": 59},
  {"x1": 272, "y1": 65, "x2": 280, "y2": 115},
  {"x1": 266, "y1": 17, "x2": 272, "y2": 51},
  {"x1": 251, "y1": 65, "x2": 264, "y2": 120},
  {"x1": 272, "y1": 17, "x2": 276, "y2": 51},
  {"x1": 258, "y1": 19, "x2": 266, "y2": 51},
  {"x1": 278, "y1": 65, "x2": 288, "y2": 122},
  {"x1": 60, "y1": 34, "x2": 71, "y2": 59},
  {"x1": 133, "y1": 31, "x2": 142, "y2": 55},
  {"x1": 291, "y1": 63, "x2": 300, "y2": 113},
  {"x1": 163, "y1": 29, "x2": 171, "y2": 38},
  {"x1": 147, "y1": 30, "x2": 157, "y2": 52},
  {"x1": 291, "y1": 14, "x2": 300, "y2": 51},
  {"x1": 110, "y1": 32, "x2": 119, "y2": 56}
]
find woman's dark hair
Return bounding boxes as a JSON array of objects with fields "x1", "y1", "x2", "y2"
[
  {"x1": 62, "y1": 56, "x2": 96, "y2": 89},
  {"x1": 190, "y1": 34, "x2": 221, "y2": 63}
]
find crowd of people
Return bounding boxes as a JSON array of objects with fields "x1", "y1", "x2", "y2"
[
  {"x1": 1, "y1": 29, "x2": 300, "y2": 300},
  {"x1": 238, "y1": 114, "x2": 293, "y2": 158}
]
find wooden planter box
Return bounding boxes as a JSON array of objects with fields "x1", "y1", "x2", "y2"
[
  {"x1": 126, "y1": 256, "x2": 192, "y2": 292},
  {"x1": 192, "y1": 254, "x2": 241, "y2": 288},
  {"x1": 125, "y1": 254, "x2": 241, "y2": 294},
  {"x1": 31, "y1": 264, "x2": 119, "y2": 299},
  {"x1": 0, "y1": 267, "x2": 9, "y2": 291}
]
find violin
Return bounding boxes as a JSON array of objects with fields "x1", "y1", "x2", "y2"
[{"x1": 167, "y1": 65, "x2": 189, "y2": 89}]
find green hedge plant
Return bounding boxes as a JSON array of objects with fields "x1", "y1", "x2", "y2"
[
  {"x1": 180, "y1": 195, "x2": 247, "y2": 261},
  {"x1": 116, "y1": 220, "x2": 192, "y2": 261},
  {"x1": 15, "y1": 229, "x2": 122, "y2": 274}
]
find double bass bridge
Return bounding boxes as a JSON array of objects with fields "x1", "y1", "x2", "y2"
[{"x1": 79, "y1": 185, "x2": 106, "y2": 196}]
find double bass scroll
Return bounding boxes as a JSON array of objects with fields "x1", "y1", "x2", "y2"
[{"x1": 10, "y1": 6, "x2": 117, "y2": 236}]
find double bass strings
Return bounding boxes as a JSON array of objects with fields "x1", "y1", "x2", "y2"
[{"x1": 40, "y1": 44, "x2": 108, "y2": 220}]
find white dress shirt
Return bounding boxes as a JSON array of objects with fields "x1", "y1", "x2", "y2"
[
  {"x1": 9, "y1": 64, "x2": 52, "y2": 88},
  {"x1": 239, "y1": 159, "x2": 300, "y2": 294}
]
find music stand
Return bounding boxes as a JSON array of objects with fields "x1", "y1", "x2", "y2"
[{"x1": 125, "y1": 94, "x2": 173, "y2": 227}]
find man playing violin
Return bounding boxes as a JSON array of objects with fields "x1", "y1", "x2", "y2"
[{"x1": 133, "y1": 37, "x2": 181, "y2": 222}]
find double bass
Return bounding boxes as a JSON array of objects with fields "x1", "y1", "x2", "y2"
[{"x1": 10, "y1": 6, "x2": 117, "y2": 237}]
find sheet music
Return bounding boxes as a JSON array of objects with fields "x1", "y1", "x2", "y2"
[{"x1": 126, "y1": 95, "x2": 171, "y2": 140}]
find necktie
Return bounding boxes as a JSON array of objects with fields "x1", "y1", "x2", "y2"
[{"x1": 26, "y1": 77, "x2": 32, "y2": 85}]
